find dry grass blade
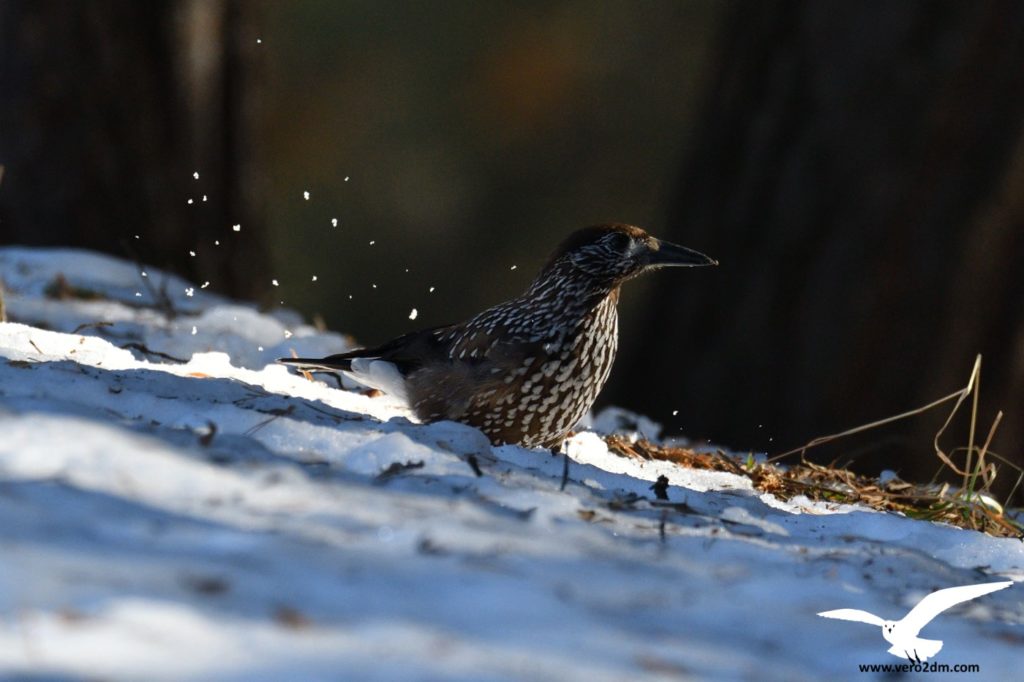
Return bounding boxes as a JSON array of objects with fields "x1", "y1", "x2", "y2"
[
  {"x1": 970, "y1": 410, "x2": 1003, "y2": 493},
  {"x1": 1005, "y1": 466, "x2": 1024, "y2": 511},
  {"x1": 932, "y1": 355, "x2": 981, "y2": 479},
  {"x1": 288, "y1": 348, "x2": 314, "y2": 382},
  {"x1": 767, "y1": 383, "x2": 972, "y2": 465}
]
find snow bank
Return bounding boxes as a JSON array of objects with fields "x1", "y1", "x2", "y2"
[{"x1": 0, "y1": 247, "x2": 1020, "y2": 680}]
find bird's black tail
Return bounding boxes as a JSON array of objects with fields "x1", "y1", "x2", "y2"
[
  {"x1": 277, "y1": 354, "x2": 357, "y2": 372},
  {"x1": 278, "y1": 325, "x2": 451, "y2": 376}
]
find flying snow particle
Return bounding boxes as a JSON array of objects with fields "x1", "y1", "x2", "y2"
[
  {"x1": 510, "y1": 265, "x2": 517, "y2": 270},
  {"x1": 272, "y1": 279, "x2": 279, "y2": 287},
  {"x1": 187, "y1": 199, "x2": 194, "y2": 205},
  {"x1": 672, "y1": 410, "x2": 679, "y2": 416},
  {"x1": 311, "y1": 275, "x2": 318, "y2": 282},
  {"x1": 191, "y1": 326, "x2": 197, "y2": 335},
  {"x1": 134, "y1": 235, "x2": 140, "y2": 239},
  {"x1": 256, "y1": 38, "x2": 262, "y2": 44},
  {"x1": 303, "y1": 191, "x2": 310, "y2": 200},
  {"x1": 189, "y1": 250, "x2": 196, "y2": 257},
  {"x1": 429, "y1": 286, "x2": 435, "y2": 293},
  {"x1": 372, "y1": 283, "x2": 377, "y2": 289},
  {"x1": 331, "y1": 218, "x2": 338, "y2": 227},
  {"x1": 214, "y1": 240, "x2": 220, "y2": 246},
  {"x1": 284, "y1": 330, "x2": 293, "y2": 339},
  {"x1": 193, "y1": 171, "x2": 200, "y2": 180},
  {"x1": 369, "y1": 240, "x2": 376, "y2": 245},
  {"x1": 201, "y1": 281, "x2": 210, "y2": 289},
  {"x1": 409, "y1": 308, "x2": 418, "y2": 320},
  {"x1": 185, "y1": 287, "x2": 194, "y2": 297},
  {"x1": 344, "y1": 176, "x2": 350, "y2": 182},
  {"x1": 233, "y1": 224, "x2": 241, "y2": 232},
  {"x1": 135, "y1": 292, "x2": 142, "y2": 297},
  {"x1": 202, "y1": 195, "x2": 208, "y2": 202},
  {"x1": 257, "y1": 345, "x2": 264, "y2": 352},
  {"x1": 141, "y1": 271, "x2": 148, "y2": 278}
]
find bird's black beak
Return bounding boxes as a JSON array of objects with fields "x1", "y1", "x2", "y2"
[{"x1": 642, "y1": 238, "x2": 718, "y2": 268}]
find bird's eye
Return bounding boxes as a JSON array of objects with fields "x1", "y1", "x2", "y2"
[{"x1": 610, "y1": 233, "x2": 630, "y2": 250}]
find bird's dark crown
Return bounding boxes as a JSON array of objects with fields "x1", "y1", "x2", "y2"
[{"x1": 541, "y1": 223, "x2": 655, "y2": 280}]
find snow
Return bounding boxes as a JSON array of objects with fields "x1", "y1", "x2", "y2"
[{"x1": 0, "y1": 246, "x2": 1021, "y2": 680}]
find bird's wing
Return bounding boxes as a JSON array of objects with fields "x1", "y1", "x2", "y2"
[
  {"x1": 279, "y1": 325, "x2": 455, "y2": 374},
  {"x1": 817, "y1": 609, "x2": 886, "y2": 626},
  {"x1": 901, "y1": 581, "x2": 1013, "y2": 635}
]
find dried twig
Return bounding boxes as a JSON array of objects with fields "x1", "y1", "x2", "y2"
[
  {"x1": 119, "y1": 342, "x2": 187, "y2": 363},
  {"x1": 375, "y1": 460, "x2": 425, "y2": 482},
  {"x1": 120, "y1": 238, "x2": 177, "y2": 318},
  {"x1": 72, "y1": 321, "x2": 114, "y2": 335}
]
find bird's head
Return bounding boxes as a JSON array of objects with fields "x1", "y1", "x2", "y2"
[{"x1": 543, "y1": 224, "x2": 717, "y2": 284}]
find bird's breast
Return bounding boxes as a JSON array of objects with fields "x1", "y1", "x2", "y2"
[
  {"x1": 408, "y1": 291, "x2": 620, "y2": 448},
  {"x1": 480, "y1": 296, "x2": 619, "y2": 447}
]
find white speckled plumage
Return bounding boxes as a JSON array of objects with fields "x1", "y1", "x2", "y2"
[{"x1": 280, "y1": 224, "x2": 715, "y2": 448}]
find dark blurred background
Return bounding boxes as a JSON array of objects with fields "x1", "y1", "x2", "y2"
[{"x1": 2, "y1": 0, "x2": 1022, "y2": 496}]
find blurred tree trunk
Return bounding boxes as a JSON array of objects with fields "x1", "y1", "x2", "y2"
[
  {"x1": 0, "y1": 0, "x2": 267, "y2": 300},
  {"x1": 612, "y1": 0, "x2": 1024, "y2": 482}
]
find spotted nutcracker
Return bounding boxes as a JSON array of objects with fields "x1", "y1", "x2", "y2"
[{"x1": 280, "y1": 224, "x2": 716, "y2": 448}]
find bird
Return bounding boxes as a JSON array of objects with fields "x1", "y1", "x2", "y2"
[
  {"x1": 817, "y1": 580, "x2": 1013, "y2": 662},
  {"x1": 280, "y1": 224, "x2": 716, "y2": 448}
]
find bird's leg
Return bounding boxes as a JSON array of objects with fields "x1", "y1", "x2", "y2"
[
  {"x1": 561, "y1": 448, "x2": 570, "y2": 491},
  {"x1": 552, "y1": 440, "x2": 571, "y2": 490}
]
